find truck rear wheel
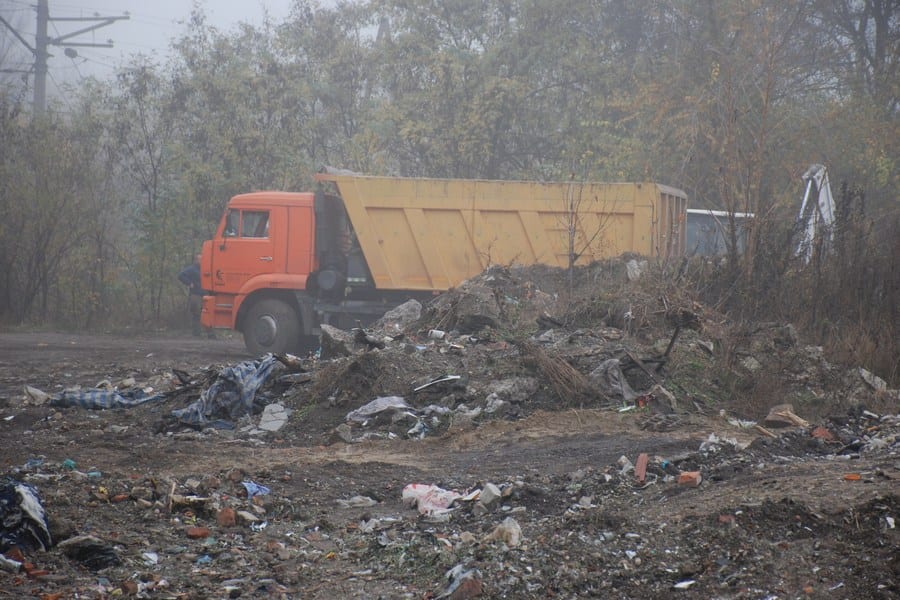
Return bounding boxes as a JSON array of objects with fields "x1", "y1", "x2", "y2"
[{"x1": 243, "y1": 298, "x2": 300, "y2": 356}]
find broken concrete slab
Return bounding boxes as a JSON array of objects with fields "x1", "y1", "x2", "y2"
[
  {"x1": 378, "y1": 299, "x2": 422, "y2": 333},
  {"x1": 258, "y1": 402, "x2": 291, "y2": 432},
  {"x1": 320, "y1": 324, "x2": 355, "y2": 359},
  {"x1": 479, "y1": 483, "x2": 502, "y2": 508}
]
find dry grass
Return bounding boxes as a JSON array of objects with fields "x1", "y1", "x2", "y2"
[
  {"x1": 515, "y1": 340, "x2": 594, "y2": 404},
  {"x1": 685, "y1": 195, "x2": 898, "y2": 387}
]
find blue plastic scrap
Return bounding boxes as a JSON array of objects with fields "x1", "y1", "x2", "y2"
[{"x1": 242, "y1": 481, "x2": 271, "y2": 499}]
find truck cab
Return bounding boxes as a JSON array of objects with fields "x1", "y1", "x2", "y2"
[{"x1": 200, "y1": 192, "x2": 317, "y2": 355}]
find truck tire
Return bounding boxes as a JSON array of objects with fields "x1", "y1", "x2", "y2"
[{"x1": 243, "y1": 298, "x2": 300, "y2": 356}]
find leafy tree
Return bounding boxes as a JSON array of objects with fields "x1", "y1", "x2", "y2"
[
  {"x1": 0, "y1": 107, "x2": 104, "y2": 323},
  {"x1": 813, "y1": 0, "x2": 899, "y2": 112},
  {"x1": 104, "y1": 58, "x2": 191, "y2": 322}
]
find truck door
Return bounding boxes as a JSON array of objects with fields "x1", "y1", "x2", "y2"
[{"x1": 211, "y1": 208, "x2": 277, "y2": 295}]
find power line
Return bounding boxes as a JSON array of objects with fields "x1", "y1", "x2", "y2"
[
  {"x1": 50, "y1": 18, "x2": 86, "y2": 80},
  {"x1": 0, "y1": 0, "x2": 129, "y2": 116},
  {"x1": 74, "y1": 49, "x2": 117, "y2": 69},
  {"x1": 46, "y1": 68, "x2": 75, "y2": 113}
]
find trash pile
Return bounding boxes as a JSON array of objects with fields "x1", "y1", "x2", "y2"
[
  {"x1": 1, "y1": 259, "x2": 897, "y2": 598},
  {"x1": 16, "y1": 263, "x2": 895, "y2": 446}
]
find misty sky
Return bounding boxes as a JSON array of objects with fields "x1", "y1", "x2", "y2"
[{"x1": 2, "y1": 0, "x2": 323, "y2": 91}]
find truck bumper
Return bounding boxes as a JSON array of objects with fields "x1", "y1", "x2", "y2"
[{"x1": 201, "y1": 295, "x2": 236, "y2": 329}]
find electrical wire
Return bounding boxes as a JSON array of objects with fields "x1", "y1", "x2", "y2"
[
  {"x1": 49, "y1": 19, "x2": 86, "y2": 81},
  {"x1": 46, "y1": 68, "x2": 75, "y2": 113},
  {"x1": 1, "y1": 0, "x2": 34, "y2": 8}
]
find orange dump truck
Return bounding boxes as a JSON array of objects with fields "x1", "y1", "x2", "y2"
[{"x1": 200, "y1": 170, "x2": 687, "y2": 354}]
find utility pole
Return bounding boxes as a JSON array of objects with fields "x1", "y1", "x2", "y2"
[
  {"x1": 0, "y1": 0, "x2": 129, "y2": 116},
  {"x1": 34, "y1": 0, "x2": 49, "y2": 116}
]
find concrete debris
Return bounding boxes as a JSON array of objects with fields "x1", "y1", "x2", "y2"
[
  {"x1": 428, "y1": 283, "x2": 501, "y2": 333},
  {"x1": 320, "y1": 324, "x2": 355, "y2": 359},
  {"x1": 479, "y1": 483, "x2": 502, "y2": 508},
  {"x1": 740, "y1": 356, "x2": 762, "y2": 372},
  {"x1": 700, "y1": 433, "x2": 748, "y2": 453},
  {"x1": 483, "y1": 377, "x2": 539, "y2": 405},
  {"x1": 378, "y1": 299, "x2": 422, "y2": 333},
  {"x1": 485, "y1": 517, "x2": 522, "y2": 547},
  {"x1": 258, "y1": 402, "x2": 291, "y2": 432},
  {"x1": 858, "y1": 367, "x2": 887, "y2": 392},
  {"x1": 626, "y1": 258, "x2": 648, "y2": 281}
]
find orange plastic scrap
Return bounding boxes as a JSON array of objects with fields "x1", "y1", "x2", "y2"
[
  {"x1": 843, "y1": 473, "x2": 862, "y2": 481},
  {"x1": 810, "y1": 426, "x2": 835, "y2": 441}
]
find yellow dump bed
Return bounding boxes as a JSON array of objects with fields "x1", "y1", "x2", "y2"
[{"x1": 315, "y1": 173, "x2": 686, "y2": 292}]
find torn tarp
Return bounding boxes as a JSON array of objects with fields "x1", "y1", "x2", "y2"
[
  {"x1": 51, "y1": 388, "x2": 165, "y2": 410},
  {"x1": 346, "y1": 396, "x2": 412, "y2": 423},
  {"x1": 171, "y1": 355, "x2": 279, "y2": 428},
  {"x1": 0, "y1": 477, "x2": 52, "y2": 553}
]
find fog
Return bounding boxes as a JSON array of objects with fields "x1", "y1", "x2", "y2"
[{"x1": 1, "y1": 0, "x2": 303, "y2": 89}]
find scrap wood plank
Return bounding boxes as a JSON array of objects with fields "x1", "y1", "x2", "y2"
[
  {"x1": 623, "y1": 349, "x2": 660, "y2": 385},
  {"x1": 635, "y1": 453, "x2": 649, "y2": 484}
]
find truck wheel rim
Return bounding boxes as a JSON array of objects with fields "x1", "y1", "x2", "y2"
[{"x1": 255, "y1": 315, "x2": 277, "y2": 346}]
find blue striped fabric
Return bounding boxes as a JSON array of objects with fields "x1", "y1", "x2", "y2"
[
  {"x1": 171, "y1": 355, "x2": 280, "y2": 427},
  {"x1": 51, "y1": 388, "x2": 166, "y2": 410}
]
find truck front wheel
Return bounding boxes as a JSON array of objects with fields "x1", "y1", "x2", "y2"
[{"x1": 243, "y1": 298, "x2": 300, "y2": 356}]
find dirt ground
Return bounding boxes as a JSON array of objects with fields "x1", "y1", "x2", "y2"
[{"x1": 0, "y1": 285, "x2": 897, "y2": 599}]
